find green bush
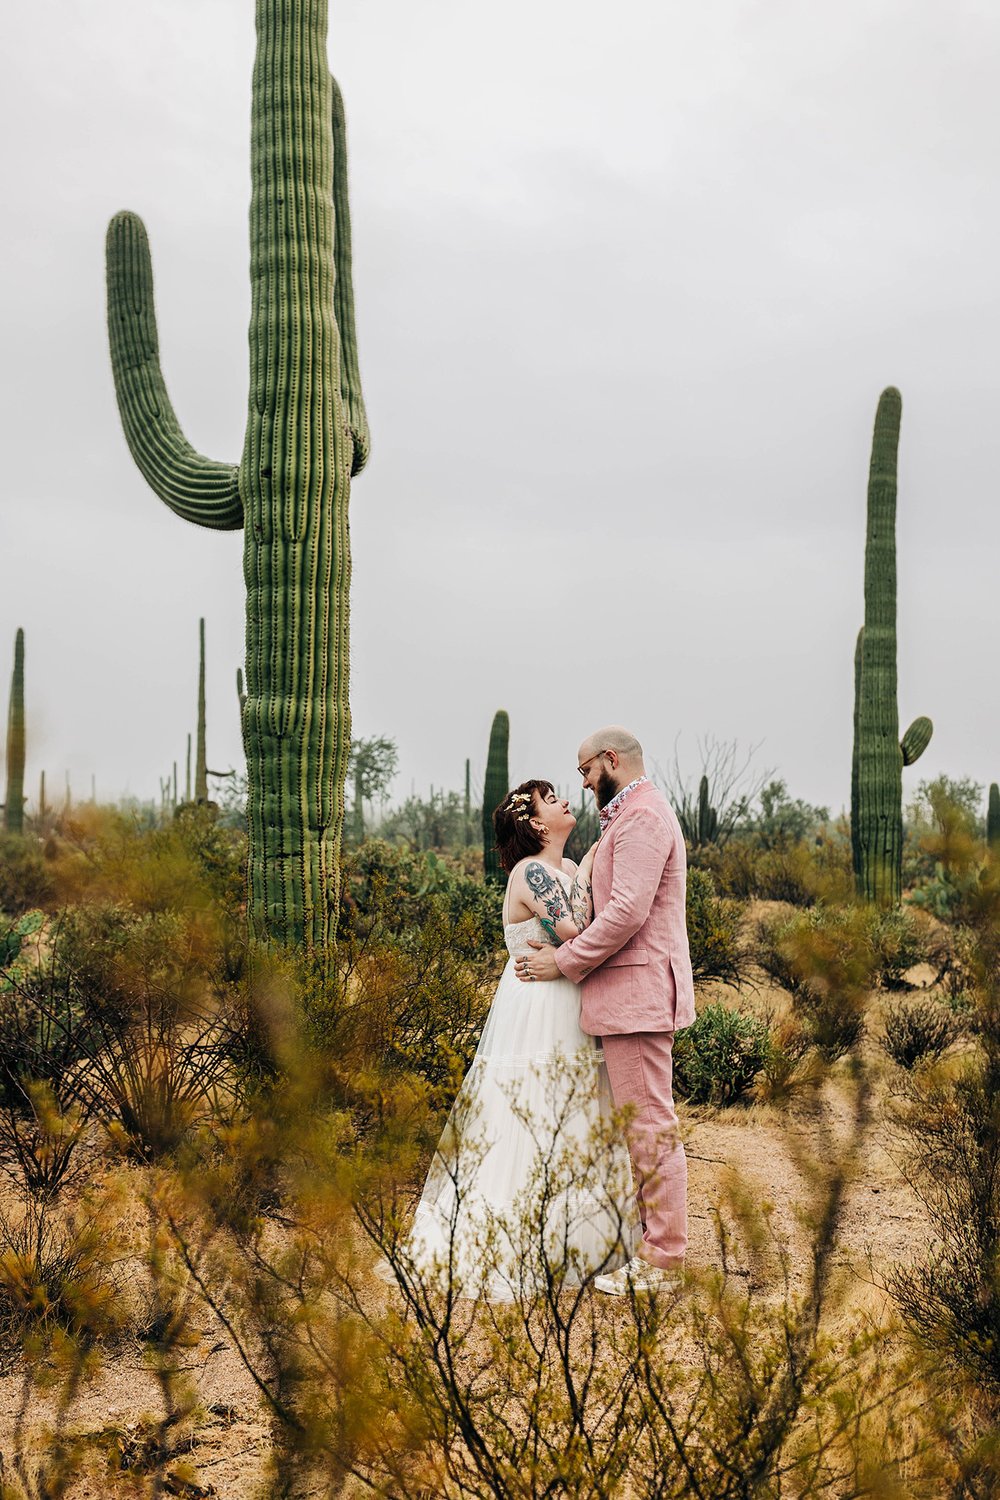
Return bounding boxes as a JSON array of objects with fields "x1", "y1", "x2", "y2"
[
  {"x1": 685, "y1": 868, "x2": 746, "y2": 986},
  {"x1": 755, "y1": 905, "x2": 877, "y2": 1061},
  {"x1": 694, "y1": 835, "x2": 853, "y2": 907},
  {"x1": 0, "y1": 832, "x2": 56, "y2": 916},
  {"x1": 673, "y1": 1002, "x2": 772, "y2": 1105},
  {"x1": 340, "y1": 839, "x2": 503, "y2": 959},
  {"x1": 881, "y1": 996, "x2": 957, "y2": 1069},
  {"x1": 870, "y1": 907, "x2": 931, "y2": 989}
]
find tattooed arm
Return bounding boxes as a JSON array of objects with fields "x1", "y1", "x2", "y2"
[
  {"x1": 514, "y1": 846, "x2": 598, "y2": 946},
  {"x1": 567, "y1": 854, "x2": 595, "y2": 932}
]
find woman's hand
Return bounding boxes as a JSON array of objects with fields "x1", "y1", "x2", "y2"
[{"x1": 577, "y1": 839, "x2": 600, "y2": 874}]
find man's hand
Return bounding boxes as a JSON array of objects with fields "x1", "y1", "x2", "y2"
[{"x1": 515, "y1": 940, "x2": 561, "y2": 983}]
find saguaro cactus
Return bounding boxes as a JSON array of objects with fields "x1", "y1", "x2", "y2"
[
  {"x1": 851, "y1": 388, "x2": 932, "y2": 906},
  {"x1": 4, "y1": 629, "x2": 25, "y2": 835},
  {"x1": 482, "y1": 710, "x2": 510, "y2": 885},
  {"x1": 195, "y1": 617, "x2": 208, "y2": 802},
  {"x1": 988, "y1": 783, "x2": 1000, "y2": 851},
  {"x1": 106, "y1": 1, "x2": 369, "y2": 949},
  {"x1": 464, "y1": 757, "x2": 472, "y2": 846},
  {"x1": 696, "y1": 775, "x2": 718, "y2": 847}
]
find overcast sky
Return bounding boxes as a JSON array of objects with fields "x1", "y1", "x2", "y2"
[{"x1": 3, "y1": 0, "x2": 999, "y2": 817}]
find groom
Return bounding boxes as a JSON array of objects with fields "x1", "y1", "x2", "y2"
[{"x1": 516, "y1": 726, "x2": 695, "y2": 1294}]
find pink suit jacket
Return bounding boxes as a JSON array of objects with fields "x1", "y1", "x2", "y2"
[{"x1": 554, "y1": 780, "x2": 696, "y2": 1037}]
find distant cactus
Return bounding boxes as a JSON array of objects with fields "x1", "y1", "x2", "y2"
[
  {"x1": 482, "y1": 710, "x2": 510, "y2": 885},
  {"x1": 195, "y1": 618, "x2": 208, "y2": 802},
  {"x1": 464, "y1": 757, "x2": 472, "y2": 846},
  {"x1": 988, "y1": 783, "x2": 1000, "y2": 851},
  {"x1": 38, "y1": 770, "x2": 46, "y2": 821},
  {"x1": 852, "y1": 388, "x2": 932, "y2": 906},
  {"x1": 696, "y1": 775, "x2": 719, "y2": 846},
  {"x1": 106, "y1": 1, "x2": 369, "y2": 950},
  {"x1": 4, "y1": 629, "x2": 25, "y2": 835}
]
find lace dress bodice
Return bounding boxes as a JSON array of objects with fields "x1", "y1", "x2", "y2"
[{"x1": 503, "y1": 914, "x2": 548, "y2": 958}]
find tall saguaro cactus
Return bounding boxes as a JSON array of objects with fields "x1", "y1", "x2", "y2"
[
  {"x1": 106, "y1": 1, "x2": 369, "y2": 949},
  {"x1": 4, "y1": 629, "x2": 25, "y2": 835},
  {"x1": 482, "y1": 710, "x2": 510, "y2": 885},
  {"x1": 851, "y1": 388, "x2": 932, "y2": 906}
]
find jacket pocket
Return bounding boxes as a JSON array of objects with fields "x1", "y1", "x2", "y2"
[{"x1": 603, "y1": 948, "x2": 649, "y2": 968}]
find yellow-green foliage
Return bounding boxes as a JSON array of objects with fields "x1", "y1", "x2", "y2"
[{"x1": 0, "y1": 815, "x2": 998, "y2": 1495}]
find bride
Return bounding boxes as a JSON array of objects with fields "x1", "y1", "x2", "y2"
[{"x1": 380, "y1": 780, "x2": 637, "y2": 1302}]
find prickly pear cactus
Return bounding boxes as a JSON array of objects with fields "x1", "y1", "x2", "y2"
[
  {"x1": 0, "y1": 910, "x2": 44, "y2": 993},
  {"x1": 852, "y1": 389, "x2": 932, "y2": 906},
  {"x1": 482, "y1": 710, "x2": 510, "y2": 885},
  {"x1": 4, "y1": 629, "x2": 25, "y2": 835},
  {"x1": 106, "y1": 1, "x2": 369, "y2": 950}
]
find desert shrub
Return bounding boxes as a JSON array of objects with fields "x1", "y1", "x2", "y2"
[
  {"x1": 752, "y1": 1014, "x2": 822, "y2": 1104},
  {"x1": 880, "y1": 996, "x2": 957, "y2": 1069},
  {"x1": 0, "y1": 1188, "x2": 122, "y2": 1369},
  {"x1": 2, "y1": 902, "x2": 239, "y2": 1164},
  {"x1": 756, "y1": 905, "x2": 878, "y2": 1060},
  {"x1": 147, "y1": 1023, "x2": 939, "y2": 1500},
  {"x1": 887, "y1": 1056, "x2": 1000, "y2": 1399},
  {"x1": 673, "y1": 1002, "x2": 772, "y2": 1105},
  {"x1": 870, "y1": 906, "x2": 932, "y2": 989},
  {"x1": 341, "y1": 838, "x2": 503, "y2": 958},
  {"x1": 47, "y1": 803, "x2": 246, "y2": 951},
  {"x1": 685, "y1": 868, "x2": 746, "y2": 986},
  {"x1": 0, "y1": 833, "x2": 56, "y2": 916},
  {"x1": 324, "y1": 876, "x2": 502, "y2": 1095},
  {"x1": 885, "y1": 857, "x2": 1000, "y2": 1453},
  {"x1": 695, "y1": 834, "x2": 853, "y2": 907}
]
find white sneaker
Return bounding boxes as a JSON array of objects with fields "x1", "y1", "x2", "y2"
[{"x1": 592, "y1": 1256, "x2": 683, "y2": 1296}]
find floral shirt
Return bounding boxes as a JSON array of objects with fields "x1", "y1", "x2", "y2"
[{"x1": 598, "y1": 775, "x2": 649, "y2": 834}]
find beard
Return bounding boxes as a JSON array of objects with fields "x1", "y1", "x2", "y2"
[{"x1": 595, "y1": 768, "x2": 619, "y2": 809}]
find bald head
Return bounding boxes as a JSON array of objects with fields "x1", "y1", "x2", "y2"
[
  {"x1": 577, "y1": 727, "x2": 646, "y2": 807},
  {"x1": 578, "y1": 726, "x2": 644, "y2": 769}
]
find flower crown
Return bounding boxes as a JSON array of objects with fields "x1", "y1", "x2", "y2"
[{"x1": 505, "y1": 790, "x2": 534, "y2": 823}]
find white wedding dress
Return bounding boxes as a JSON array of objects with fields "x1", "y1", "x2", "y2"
[{"x1": 389, "y1": 868, "x2": 637, "y2": 1302}]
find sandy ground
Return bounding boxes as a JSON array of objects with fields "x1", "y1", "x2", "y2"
[{"x1": 0, "y1": 970, "x2": 939, "y2": 1498}]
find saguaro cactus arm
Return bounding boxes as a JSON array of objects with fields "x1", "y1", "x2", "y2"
[
  {"x1": 106, "y1": 212, "x2": 243, "y2": 531},
  {"x1": 330, "y1": 76, "x2": 369, "y2": 477},
  {"x1": 900, "y1": 716, "x2": 933, "y2": 767}
]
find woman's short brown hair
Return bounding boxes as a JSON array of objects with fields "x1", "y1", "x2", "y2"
[{"x1": 492, "y1": 780, "x2": 554, "y2": 874}]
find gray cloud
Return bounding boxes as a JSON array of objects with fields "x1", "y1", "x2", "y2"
[{"x1": 3, "y1": 0, "x2": 998, "y2": 815}]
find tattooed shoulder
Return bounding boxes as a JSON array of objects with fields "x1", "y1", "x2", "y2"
[{"x1": 523, "y1": 861, "x2": 560, "y2": 899}]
